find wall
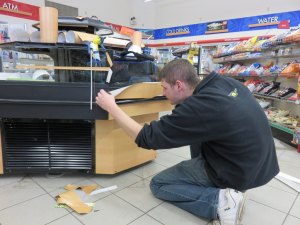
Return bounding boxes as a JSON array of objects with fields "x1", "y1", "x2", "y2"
[
  {"x1": 146, "y1": 0, "x2": 300, "y2": 45},
  {"x1": 131, "y1": 0, "x2": 156, "y2": 29},
  {"x1": 1, "y1": 0, "x2": 300, "y2": 43},
  {"x1": 0, "y1": 0, "x2": 145, "y2": 33}
]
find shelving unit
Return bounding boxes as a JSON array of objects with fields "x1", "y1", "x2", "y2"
[
  {"x1": 253, "y1": 93, "x2": 298, "y2": 104},
  {"x1": 213, "y1": 41, "x2": 300, "y2": 152},
  {"x1": 269, "y1": 121, "x2": 294, "y2": 135}
]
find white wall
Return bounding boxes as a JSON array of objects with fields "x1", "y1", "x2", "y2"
[
  {"x1": 1, "y1": 0, "x2": 300, "y2": 29},
  {"x1": 4, "y1": 0, "x2": 300, "y2": 29},
  {"x1": 1, "y1": 0, "x2": 140, "y2": 30},
  {"x1": 147, "y1": 0, "x2": 300, "y2": 44},
  {"x1": 131, "y1": 0, "x2": 156, "y2": 29},
  {"x1": 49, "y1": 0, "x2": 134, "y2": 27},
  {"x1": 1, "y1": 0, "x2": 300, "y2": 42},
  {"x1": 45, "y1": 0, "x2": 156, "y2": 28}
]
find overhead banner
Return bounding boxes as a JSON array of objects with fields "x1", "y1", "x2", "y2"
[
  {"x1": 154, "y1": 10, "x2": 300, "y2": 39},
  {"x1": 104, "y1": 22, "x2": 155, "y2": 40},
  {"x1": 0, "y1": 0, "x2": 39, "y2": 21}
]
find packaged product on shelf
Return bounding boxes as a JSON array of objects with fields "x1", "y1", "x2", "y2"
[
  {"x1": 243, "y1": 36, "x2": 258, "y2": 52},
  {"x1": 227, "y1": 64, "x2": 241, "y2": 75},
  {"x1": 226, "y1": 42, "x2": 239, "y2": 55},
  {"x1": 280, "y1": 61, "x2": 300, "y2": 76},
  {"x1": 259, "y1": 81, "x2": 281, "y2": 95},
  {"x1": 270, "y1": 87, "x2": 296, "y2": 99},
  {"x1": 279, "y1": 87, "x2": 296, "y2": 98},
  {"x1": 287, "y1": 93, "x2": 298, "y2": 102},
  {"x1": 283, "y1": 27, "x2": 300, "y2": 43},
  {"x1": 254, "y1": 82, "x2": 271, "y2": 93},
  {"x1": 254, "y1": 66, "x2": 265, "y2": 76},
  {"x1": 268, "y1": 65, "x2": 281, "y2": 75},
  {"x1": 236, "y1": 65, "x2": 248, "y2": 75},
  {"x1": 217, "y1": 63, "x2": 232, "y2": 75},
  {"x1": 241, "y1": 63, "x2": 261, "y2": 76},
  {"x1": 252, "y1": 39, "x2": 268, "y2": 52}
]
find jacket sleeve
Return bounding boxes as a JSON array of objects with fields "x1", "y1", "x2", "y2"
[{"x1": 135, "y1": 94, "x2": 228, "y2": 150}]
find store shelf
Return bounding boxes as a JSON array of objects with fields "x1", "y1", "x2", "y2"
[
  {"x1": 213, "y1": 41, "x2": 300, "y2": 62},
  {"x1": 253, "y1": 94, "x2": 297, "y2": 104},
  {"x1": 269, "y1": 121, "x2": 294, "y2": 135},
  {"x1": 213, "y1": 52, "x2": 270, "y2": 63},
  {"x1": 219, "y1": 72, "x2": 299, "y2": 79},
  {"x1": 221, "y1": 74, "x2": 277, "y2": 78}
]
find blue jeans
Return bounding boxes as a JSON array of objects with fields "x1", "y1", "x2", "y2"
[{"x1": 150, "y1": 154, "x2": 219, "y2": 220}]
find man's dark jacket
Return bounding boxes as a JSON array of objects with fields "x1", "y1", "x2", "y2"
[{"x1": 135, "y1": 72, "x2": 279, "y2": 190}]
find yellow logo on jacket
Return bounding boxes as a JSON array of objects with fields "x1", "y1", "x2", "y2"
[{"x1": 228, "y1": 88, "x2": 238, "y2": 97}]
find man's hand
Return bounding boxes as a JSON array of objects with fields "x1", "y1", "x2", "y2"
[
  {"x1": 95, "y1": 89, "x2": 143, "y2": 140},
  {"x1": 95, "y1": 89, "x2": 117, "y2": 112}
]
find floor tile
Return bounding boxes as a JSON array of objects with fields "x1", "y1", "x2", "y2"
[
  {"x1": 283, "y1": 215, "x2": 300, "y2": 225},
  {"x1": 0, "y1": 137, "x2": 299, "y2": 225},
  {"x1": 0, "y1": 177, "x2": 46, "y2": 210},
  {"x1": 279, "y1": 162, "x2": 300, "y2": 180},
  {"x1": 290, "y1": 195, "x2": 300, "y2": 218},
  {"x1": 46, "y1": 214, "x2": 83, "y2": 225},
  {"x1": 165, "y1": 146, "x2": 191, "y2": 159},
  {"x1": 91, "y1": 172, "x2": 142, "y2": 193},
  {"x1": 153, "y1": 151, "x2": 185, "y2": 168},
  {"x1": 279, "y1": 150, "x2": 300, "y2": 168},
  {"x1": 115, "y1": 179, "x2": 162, "y2": 212},
  {"x1": 242, "y1": 200, "x2": 286, "y2": 225},
  {"x1": 0, "y1": 194, "x2": 68, "y2": 225},
  {"x1": 31, "y1": 174, "x2": 87, "y2": 193},
  {"x1": 274, "y1": 138, "x2": 294, "y2": 150},
  {"x1": 277, "y1": 149, "x2": 286, "y2": 158},
  {"x1": 248, "y1": 185, "x2": 297, "y2": 213},
  {"x1": 130, "y1": 161, "x2": 166, "y2": 179},
  {"x1": 129, "y1": 214, "x2": 163, "y2": 225},
  {"x1": 73, "y1": 194, "x2": 143, "y2": 225},
  {"x1": 266, "y1": 178, "x2": 298, "y2": 195},
  {"x1": 148, "y1": 202, "x2": 208, "y2": 225},
  {"x1": 0, "y1": 175, "x2": 25, "y2": 187}
]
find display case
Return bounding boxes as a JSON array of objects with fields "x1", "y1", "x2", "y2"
[{"x1": 0, "y1": 42, "x2": 173, "y2": 174}]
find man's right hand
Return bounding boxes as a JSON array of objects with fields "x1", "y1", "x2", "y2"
[{"x1": 95, "y1": 89, "x2": 117, "y2": 113}]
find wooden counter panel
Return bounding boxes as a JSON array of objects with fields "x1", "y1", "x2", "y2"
[
  {"x1": 109, "y1": 100, "x2": 173, "y2": 120},
  {"x1": 95, "y1": 113, "x2": 158, "y2": 174},
  {"x1": 115, "y1": 82, "x2": 163, "y2": 100}
]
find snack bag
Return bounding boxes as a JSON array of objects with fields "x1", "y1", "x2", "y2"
[
  {"x1": 283, "y1": 27, "x2": 300, "y2": 43},
  {"x1": 244, "y1": 36, "x2": 258, "y2": 52},
  {"x1": 280, "y1": 62, "x2": 300, "y2": 75}
]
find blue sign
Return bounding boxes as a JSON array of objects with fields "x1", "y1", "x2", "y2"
[{"x1": 153, "y1": 10, "x2": 300, "y2": 40}]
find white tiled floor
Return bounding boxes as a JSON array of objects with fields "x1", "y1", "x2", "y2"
[{"x1": 0, "y1": 138, "x2": 300, "y2": 225}]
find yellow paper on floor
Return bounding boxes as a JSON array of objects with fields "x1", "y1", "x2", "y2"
[{"x1": 55, "y1": 184, "x2": 98, "y2": 214}]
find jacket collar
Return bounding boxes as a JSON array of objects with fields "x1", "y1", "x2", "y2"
[{"x1": 193, "y1": 71, "x2": 218, "y2": 94}]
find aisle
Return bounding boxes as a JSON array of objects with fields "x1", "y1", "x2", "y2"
[{"x1": 0, "y1": 138, "x2": 299, "y2": 225}]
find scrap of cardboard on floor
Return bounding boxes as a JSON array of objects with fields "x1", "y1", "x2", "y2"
[{"x1": 55, "y1": 184, "x2": 118, "y2": 214}]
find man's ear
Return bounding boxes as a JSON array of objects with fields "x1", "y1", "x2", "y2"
[{"x1": 175, "y1": 80, "x2": 184, "y2": 90}]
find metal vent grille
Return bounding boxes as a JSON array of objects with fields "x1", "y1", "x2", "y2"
[
  {"x1": 49, "y1": 122, "x2": 92, "y2": 169},
  {"x1": 2, "y1": 119, "x2": 93, "y2": 173},
  {"x1": 4, "y1": 120, "x2": 49, "y2": 170}
]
